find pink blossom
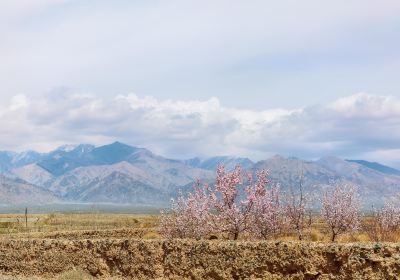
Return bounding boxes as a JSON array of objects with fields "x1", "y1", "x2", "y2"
[
  {"x1": 160, "y1": 181, "x2": 212, "y2": 239},
  {"x1": 210, "y1": 165, "x2": 249, "y2": 240},
  {"x1": 284, "y1": 178, "x2": 310, "y2": 240},
  {"x1": 246, "y1": 170, "x2": 283, "y2": 239},
  {"x1": 375, "y1": 200, "x2": 400, "y2": 233},
  {"x1": 321, "y1": 184, "x2": 361, "y2": 241},
  {"x1": 160, "y1": 164, "x2": 277, "y2": 240}
]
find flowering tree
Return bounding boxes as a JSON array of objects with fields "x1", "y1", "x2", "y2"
[
  {"x1": 160, "y1": 182, "x2": 212, "y2": 239},
  {"x1": 246, "y1": 170, "x2": 283, "y2": 239},
  {"x1": 210, "y1": 165, "x2": 251, "y2": 240},
  {"x1": 160, "y1": 164, "x2": 276, "y2": 240},
  {"x1": 376, "y1": 202, "x2": 400, "y2": 232},
  {"x1": 321, "y1": 184, "x2": 361, "y2": 242},
  {"x1": 369, "y1": 197, "x2": 400, "y2": 242},
  {"x1": 284, "y1": 173, "x2": 310, "y2": 240}
]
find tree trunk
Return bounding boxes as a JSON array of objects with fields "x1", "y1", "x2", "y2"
[
  {"x1": 298, "y1": 230, "x2": 303, "y2": 241},
  {"x1": 331, "y1": 231, "x2": 336, "y2": 242}
]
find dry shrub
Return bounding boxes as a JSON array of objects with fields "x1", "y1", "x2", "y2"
[
  {"x1": 339, "y1": 233, "x2": 371, "y2": 243},
  {"x1": 309, "y1": 229, "x2": 325, "y2": 242},
  {"x1": 276, "y1": 234, "x2": 297, "y2": 242},
  {"x1": 365, "y1": 216, "x2": 400, "y2": 242},
  {"x1": 142, "y1": 231, "x2": 161, "y2": 239},
  {"x1": 365, "y1": 198, "x2": 400, "y2": 242},
  {"x1": 140, "y1": 222, "x2": 156, "y2": 229},
  {"x1": 367, "y1": 226, "x2": 400, "y2": 242}
]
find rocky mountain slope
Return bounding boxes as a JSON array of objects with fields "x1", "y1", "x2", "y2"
[
  {"x1": 0, "y1": 174, "x2": 58, "y2": 204},
  {"x1": 255, "y1": 155, "x2": 400, "y2": 206},
  {"x1": 347, "y1": 159, "x2": 400, "y2": 176},
  {"x1": 185, "y1": 156, "x2": 254, "y2": 171},
  {"x1": 6, "y1": 143, "x2": 213, "y2": 204},
  {"x1": 0, "y1": 142, "x2": 399, "y2": 206}
]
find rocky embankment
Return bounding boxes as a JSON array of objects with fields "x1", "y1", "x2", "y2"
[{"x1": 0, "y1": 238, "x2": 399, "y2": 279}]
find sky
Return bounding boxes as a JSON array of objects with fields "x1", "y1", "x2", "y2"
[{"x1": 1, "y1": 0, "x2": 400, "y2": 167}]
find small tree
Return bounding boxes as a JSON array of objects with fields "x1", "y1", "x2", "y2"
[
  {"x1": 369, "y1": 198, "x2": 400, "y2": 242},
  {"x1": 247, "y1": 170, "x2": 283, "y2": 239},
  {"x1": 160, "y1": 164, "x2": 274, "y2": 241},
  {"x1": 376, "y1": 202, "x2": 400, "y2": 232},
  {"x1": 160, "y1": 165, "x2": 250, "y2": 240},
  {"x1": 284, "y1": 172, "x2": 309, "y2": 240},
  {"x1": 321, "y1": 184, "x2": 360, "y2": 242},
  {"x1": 210, "y1": 165, "x2": 252, "y2": 240},
  {"x1": 160, "y1": 182, "x2": 212, "y2": 239}
]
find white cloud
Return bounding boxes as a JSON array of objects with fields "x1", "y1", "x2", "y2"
[
  {"x1": 9, "y1": 94, "x2": 29, "y2": 110},
  {"x1": 0, "y1": 91, "x2": 399, "y2": 168},
  {"x1": 329, "y1": 93, "x2": 400, "y2": 118}
]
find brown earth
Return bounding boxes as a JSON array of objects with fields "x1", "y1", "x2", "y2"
[
  {"x1": 7, "y1": 228, "x2": 150, "y2": 240},
  {"x1": 0, "y1": 234, "x2": 399, "y2": 279}
]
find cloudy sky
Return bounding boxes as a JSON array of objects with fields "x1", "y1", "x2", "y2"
[{"x1": 1, "y1": 0, "x2": 400, "y2": 167}]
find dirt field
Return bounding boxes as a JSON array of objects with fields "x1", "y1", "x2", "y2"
[{"x1": 0, "y1": 213, "x2": 399, "y2": 279}]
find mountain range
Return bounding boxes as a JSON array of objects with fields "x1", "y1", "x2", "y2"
[{"x1": 0, "y1": 141, "x2": 399, "y2": 207}]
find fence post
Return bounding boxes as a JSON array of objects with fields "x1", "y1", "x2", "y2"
[{"x1": 25, "y1": 207, "x2": 28, "y2": 229}]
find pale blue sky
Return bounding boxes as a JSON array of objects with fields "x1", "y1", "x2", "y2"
[
  {"x1": 2, "y1": 0, "x2": 400, "y2": 108},
  {"x1": 1, "y1": 1, "x2": 400, "y2": 167}
]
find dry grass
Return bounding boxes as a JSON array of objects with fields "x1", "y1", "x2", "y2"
[
  {"x1": 0, "y1": 213, "x2": 159, "y2": 236},
  {"x1": 0, "y1": 212, "x2": 399, "y2": 243}
]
